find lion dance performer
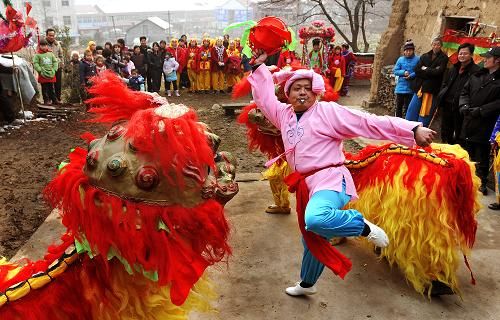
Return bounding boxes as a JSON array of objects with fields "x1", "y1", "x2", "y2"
[
  {"x1": 236, "y1": 62, "x2": 339, "y2": 215},
  {"x1": 247, "y1": 48, "x2": 479, "y2": 298},
  {"x1": 237, "y1": 57, "x2": 481, "y2": 296},
  {"x1": 0, "y1": 71, "x2": 239, "y2": 319}
]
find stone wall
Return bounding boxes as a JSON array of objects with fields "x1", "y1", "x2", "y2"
[{"x1": 367, "y1": 0, "x2": 500, "y2": 109}]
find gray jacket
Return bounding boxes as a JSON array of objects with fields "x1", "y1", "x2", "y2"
[{"x1": 48, "y1": 40, "x2": 64, "y2": 68}]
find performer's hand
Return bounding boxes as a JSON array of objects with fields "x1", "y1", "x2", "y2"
[
  {"x1": 252, "y1": 49, "x2": 268, "y2": 65},
  {"x1": 414, "y1": 126, "x2": 436, "y2": 147}
]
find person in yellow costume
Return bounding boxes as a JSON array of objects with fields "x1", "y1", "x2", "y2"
[
  {"x1": 225, "y1": 40, "x2": 242, "y2": 93},
  {"x1": 196, "y1": 37, "x2": 212, "y2": 94},
  {"x1": 187, "y1": 38, "x2": 199, "y2": 93}
]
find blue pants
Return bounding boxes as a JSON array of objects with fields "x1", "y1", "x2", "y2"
[
  {"x1": 405, "y1": 93, "x2": 438, "y2": 127},
  {"x1": 300, "y1": 186, "x2": 365, "y2": 285}
]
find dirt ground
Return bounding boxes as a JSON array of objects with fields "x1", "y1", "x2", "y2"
[{"x1": 0, "y1": 85, "x2": 369, "y2": 259}]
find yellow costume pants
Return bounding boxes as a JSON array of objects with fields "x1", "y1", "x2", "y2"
[
  {"x1": 263, "y1": 161, "x2": 290, "y2": 208},
  {"x1": 211, "y1": 71, "x2": 225, "y2": 91},
  {"x1": 198, "y1": 70, "x2": 211, "y2": 91},
  {"x1": 226, "y1": 73, "x2": 241, "y2": 88},
  {"x1": 187, "y1": 68, "x2": 198, "y2": 91}
]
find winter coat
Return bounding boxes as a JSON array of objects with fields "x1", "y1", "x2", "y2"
[
  {"x1": 131, "y1": 53, "x2": 147, "y2": 76},
  {"x1": 163, "y1": 57, "x2": 179, "y2": 81},
  {"x1": 148, "y1": 52, "x2": 164, "y2": 70},
  {"x1": 47, "y1": 40, "x2": 64, "y2": 68},
  {"x1": 33, "y1": 51, "x2": 58, "y2": 81},
  {"x1": 393, "y1": 54, "x2": 420, "y2": 94},
  {"x1": 210, "y1": 46, "x2": 228, "y2": 72},
  {"x1": 437, "y1": 61, "x2": 480, "y2": 107},
  {"x1": 79, "y1": 60, "x2": 97, "y2": 86},
  {"x1": 412, "y1": 49, "x2": 448, "y2": 94},
  {"x1": 128, "y1": 75, "x2": 145, "y2": 91},
  {"x1": 459, "y1": 69, "x2": 500, "y2": 143},
  {"x1": 166, "y1": 47, "x2": 187, "y2": 73}
]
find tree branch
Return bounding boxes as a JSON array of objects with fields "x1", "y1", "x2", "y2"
[
  {"x1": 361, "y1": 0, "x2": 369, "y2": 52},
  {"x1": 313, "y1": 0, "x2": 356, "y2": 50}
]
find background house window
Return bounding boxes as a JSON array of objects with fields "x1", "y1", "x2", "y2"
[
  {"x1": 63, "y1": 16, "x2": 71, "y2": 25},
  {"x1": 43, "y1": 0, "x2": 51, "y2": 7},
  {"x1": 62, "y1": 0, "x2": 69, "y2": 6},
  {"x1": 45, "y1": 17, "x2": 54, "y2": 26}
]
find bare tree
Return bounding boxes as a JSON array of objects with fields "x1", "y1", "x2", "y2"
[{"x1": 258, "y1": 0, "x2": 391, "y2": 52}]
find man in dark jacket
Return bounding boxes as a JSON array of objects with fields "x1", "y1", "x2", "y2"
[
  {"x1": 0, "y1": 64, "x2": 16, "y2": 124},
  {"x1": 405, "y1": 37, "x2": 449, "y2": 127},
  {"x1": 438, "y1": 42, "x2": 480, "y2": 144},
  {"x1": 459, "y1": 46, "x2": 500, "y2": 195}
]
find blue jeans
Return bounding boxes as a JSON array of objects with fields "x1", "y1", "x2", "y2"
[
  {"x1": 405, "y1": 93, "x2": 438, "y2": 127},
  {"x1": 300, "y1": 185, "x2": 365, "y2": 285}
]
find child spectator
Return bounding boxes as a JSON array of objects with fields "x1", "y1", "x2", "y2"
[
  {"x1": 163, "y1": 51, "x2": 180, "y2": 97},
  {"x1": 79, "y1": 49, "x2": 97, "y2": 102},
  {"x1": 95, "y1": 55, "x2": 107, "y2": 74},
  {"x1": 121, "y1": 55, "x2": 135, "y2": 78},
  {"x1": 33, "y1": 39, "x2": 59, "y2": 105},
  {"x1": 64, "y1": 50, "x2": 82, "y2": 104},
  {"x1": 128, "y1": 69, "x2": 145, "y2": 91}
]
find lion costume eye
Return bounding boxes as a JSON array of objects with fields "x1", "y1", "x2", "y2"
[
  {"x1": 135, "y1": 166, "x2": 159, "y2": 190},
  {"x1": 107, "y1": 158, "x2": 127, "y2": 177},
  {"x1": 86, "y1": 150, "x2": 99, "y2": 169},
  {"x1": 107, "y1": 125, "x2": 125, "y2": 141}
]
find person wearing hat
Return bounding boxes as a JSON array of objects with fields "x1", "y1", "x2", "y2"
[
  {"x1": 459, "y1": 46, "x2": 500, "y2": 195},
  {"x1": 405, "y1": 37, "x2": 449, "y2": 127},
  {"x1": 393, "y1": 40, "x2": 420, "y2": 118},
  {"x1": 437, "y1": 42, "x2": 480, "y2": 144},
  {"x1": 248, "y1": 50, "x2": 436, "y2": 297},
  {"x1": 196, "y1": 37, "x2": 212, "y2": 94}
]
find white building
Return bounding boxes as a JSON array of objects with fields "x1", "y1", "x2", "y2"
[{"x1": 6, "y1": 0, "x2": 79, "y2": 40}]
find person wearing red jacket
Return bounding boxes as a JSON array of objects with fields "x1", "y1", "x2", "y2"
[
  {"x1": 328, "y1": 45, "x2": 346, "y2": 92},
  {"x1": 225, "y1": 40, "x2": 242, "y2": 92},
  {"x1": 340, "y1": 43, "x2": 357, "y2": 96},
  {"x1": 196, "y1": 37, "x2": 212, "y2": 94},
  {"x1": 166, "y1": 38, "x2": 187, "y2": 90},
  {"x1": 210, "y1": 37, "x2": 228, "y2": 94},
  {"x1": 186, "y1": 39, "x2": 199, "y2": 93}
]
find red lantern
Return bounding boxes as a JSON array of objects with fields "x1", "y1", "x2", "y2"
[{"x1": 248, "y1": 16, "x2": 291, "y2": 56}]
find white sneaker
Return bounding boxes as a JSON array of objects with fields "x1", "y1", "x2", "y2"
[
  {"x1": 364, "y1": 219, "x2": 389, "y2": 248},
  {"x1": 175, "y1": 90, "x2": 180, "y2": 97},
  {"x1": 167, "y1": 90, "x2": 172, "y2": 97},
  {"x1": 285, "y1": 282, "x2": 317, "y2": 296}
]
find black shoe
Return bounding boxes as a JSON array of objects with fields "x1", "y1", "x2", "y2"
[
  {"x1": 488, "y1": 202, "x2": 500, "y2": 210},
  {"x1": 479, "y1": 185, "x2": 488, "y2": 196},
  {"x1": 428, "y1": 281, "x2": 454, "y2": 296}
]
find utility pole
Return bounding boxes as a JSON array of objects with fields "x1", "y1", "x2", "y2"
[
  {"x1": 111, "y1": 16, "x2": 117, "y2": 39},
  {"x1": 168, "y1": 11, "x2": 172, "y2": 39}
]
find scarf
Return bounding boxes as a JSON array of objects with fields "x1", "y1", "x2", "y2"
[{"x1": 215, "y1": 45, "x2": 225, "y2": 62}]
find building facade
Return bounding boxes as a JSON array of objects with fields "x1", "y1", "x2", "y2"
[
  {"x1": 8, "y1": 0, "x2": 78, "y2": 39},
  {"x1": 368, "y1": 0, "x2": 500, "y2": 107}
]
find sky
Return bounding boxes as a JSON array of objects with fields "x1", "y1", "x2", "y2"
[{"x1": 74, "y1": 0, "x2": 252, "y2": 13}]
